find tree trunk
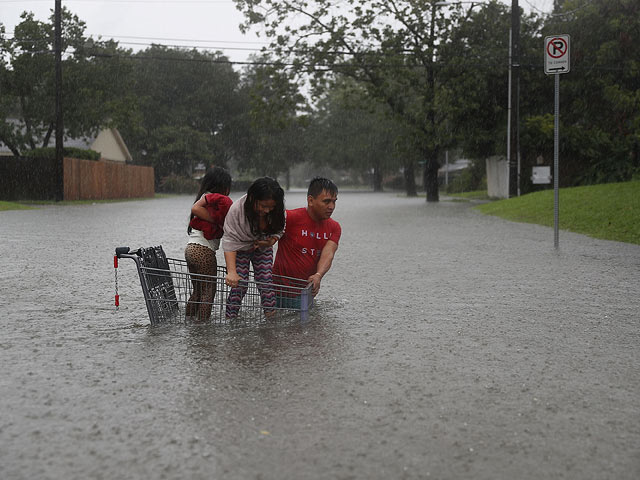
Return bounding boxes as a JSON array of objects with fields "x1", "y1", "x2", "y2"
[
  {"x1": 0, "y1": 134, "x2": 21, "y2": 157},
  {"x1": 20, "y1": 97, "x2": 37, "y2": 150},
  {"x1": 404, "y1": 161, "x2": 417, "y2": 197},
  {"x1": 424, "y1": 158, "x2": 440, "y2": 202},
  {"x1": 42, "y1": 123, "x2": 54, "y2": 148}
]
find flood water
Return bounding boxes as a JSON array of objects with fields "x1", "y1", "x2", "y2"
[{"x1": 1, "y1": 191, "x2": 639, "y2": 479}]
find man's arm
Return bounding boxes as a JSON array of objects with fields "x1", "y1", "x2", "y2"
[{"x1": 308, "y1": 240, "x2": 338, "y2": 296}]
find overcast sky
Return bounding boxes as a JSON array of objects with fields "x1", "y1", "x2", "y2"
[{"x1": 2, "y1": 0, "x2": 556, "y2": 64}]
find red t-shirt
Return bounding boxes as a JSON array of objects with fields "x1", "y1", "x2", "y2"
[{"x1": 273, "y1": 207, "x2": 341, "y2": 281}]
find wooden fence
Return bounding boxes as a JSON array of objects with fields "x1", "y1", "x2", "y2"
[
  {"x1": 64, "y1": 157, "x2": 154, "y2": 200},
  {"x1": 0, "y1": 156, "x2": 154, "y2": 201}
]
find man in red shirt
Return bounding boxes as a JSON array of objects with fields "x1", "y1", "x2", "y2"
[{"x1": 273, "y1": 177, "x2": 341, "y2": 298}]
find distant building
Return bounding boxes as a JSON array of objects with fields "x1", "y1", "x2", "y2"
[
  {"x1": 193, "y1": 162, "x2": 206, "y2": 179},
  {"x1": 438, "y1": 158, "x2": 471, "y2": 186},
  {"x1": 65, "y1": 128, "x2": 133, "y2": 163},
  {"x1": 0, "y1": 120, "x2": 132, "y2": 163}
]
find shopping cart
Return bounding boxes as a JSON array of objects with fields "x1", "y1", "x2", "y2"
[{"x1": 114, "y1": 245, "x2": 314, "y2": 326}]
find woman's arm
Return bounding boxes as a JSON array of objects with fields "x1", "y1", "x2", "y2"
[{"x1": 224, "y1": 251, "x2": 240, "y2": 287}]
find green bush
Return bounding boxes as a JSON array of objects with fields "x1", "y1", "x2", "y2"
[
  {"x1": 23, "y1": 147, "x2": 100, "y2": 161},
  {"x1": 383, "y1": 175, "x2": 405, "y2": 190},
  {"x1": 444, "y1": 160, "x2": 486, "y2": 194},
  {"x1": 158, "y1": 174, "x2": 199, "y2": 194}
]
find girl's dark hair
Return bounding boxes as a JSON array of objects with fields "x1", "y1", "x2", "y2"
[
  {"x1": 244, "y1": 177, "x2": 285, "y2": 236},
  {"x1": 188, "y1": 166, "x2": 232, "y2": 234},
  {"x1": 195, "y1": 166, "x2": 232, "y2": 201}
]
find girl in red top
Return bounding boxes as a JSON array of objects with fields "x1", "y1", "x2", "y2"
[{"x1": 185, "y1": 166, "x2": 232, "y2": 322}]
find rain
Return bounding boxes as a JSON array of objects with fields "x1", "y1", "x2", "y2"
[{"x1": 1, "y1": 1, "x2": 639, "y2": 479}]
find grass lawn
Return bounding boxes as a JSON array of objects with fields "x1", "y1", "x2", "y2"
[
  {"x1": 0, "y1": 195, "x2": 171, "y2": 211},
  {"x1": 445, "y1": 190, "x2": 492, "y2": 201},
  {"x1": 0, "y1": 201, "x2": 36, "y2": 211},
  {"x1": 474, "y1": 180, "x2": 640, "y2": 245}
]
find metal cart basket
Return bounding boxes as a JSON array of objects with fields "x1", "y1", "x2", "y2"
[{"x1": 114, "y1": 246, "x2": 313, "y2": 325}]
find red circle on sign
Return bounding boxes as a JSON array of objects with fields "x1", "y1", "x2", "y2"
[{"x1": 547, "y1": 37, "x2": 567, "y2": 58}]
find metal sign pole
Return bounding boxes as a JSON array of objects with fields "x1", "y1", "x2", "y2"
[
  {"x1": 545, "y1": 34, "x2": 569, "y2": 250},
  {"x1": 554, "y1": 74, "x2": 560, "y2": 249}
]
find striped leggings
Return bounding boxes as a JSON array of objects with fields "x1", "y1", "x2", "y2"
[{"x1": 226, "y1": 247, "x2": 275, "y2": 317}]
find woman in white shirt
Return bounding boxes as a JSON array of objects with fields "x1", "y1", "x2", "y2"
[{"x1": 221, "y1": 177, "x2": 285, "y2": 318}]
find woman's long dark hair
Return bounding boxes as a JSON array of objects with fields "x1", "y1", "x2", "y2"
[
  {"x1": 188, "y1": 166, "x2": 232, "y2": 234},
  {"x1": 244, "y1": 177, "x2": 285, "y2": 236}
]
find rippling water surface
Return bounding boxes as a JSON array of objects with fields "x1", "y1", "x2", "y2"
[{"x1": 1, "y1": 192, "x2": 639, "y2": 479}]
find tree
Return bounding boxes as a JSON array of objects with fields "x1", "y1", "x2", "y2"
[
  {"x1": 122, "y1": 46, "x2": 244, "y2": 184},
  {"x1": 307, "y1": 77, "x2": 410, "y2": 192},
  {"x1": 145, "y1": 125, "x2": 213, "y2": 180},
  {"x1": 537, "y1": 0, "x2": 640, "y2": 185},
  {"x1": 0, "y1": 12, "x2": 56, "y2": 154},
  {"x1": 0, "y1": 8, "x2": 133, "y2": 155},
  {"x1": 437, "y1": 1, "x2": 545, "y2": 193},
  {"x1": 234, "y1": 0, "x2": 474, "y2": 201},
  {"x1": 0, "y1": 24, "x2": 25, "y2": 156},
  {"x1": 232, "y1": 55, "x2": 309, "y2": 184}
]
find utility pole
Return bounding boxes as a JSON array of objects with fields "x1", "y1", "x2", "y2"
[
  {"x1": 424, "y1": 0, "x2": 440, "y2": 203},
  {"x1": 508, "y1": 0, "x2": 520, "y2": 197},
  {"x1": 54, "y1": 0, "x2": 64, "y2": 201}
]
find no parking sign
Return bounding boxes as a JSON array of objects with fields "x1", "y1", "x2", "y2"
[{"x1": 545, "y1": 35, "x2": 570, "y2": 75}]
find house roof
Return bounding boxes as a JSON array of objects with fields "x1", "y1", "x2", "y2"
[
  {"x1": 0, "y1": 119, "x2": 132, "y2": 162},
  {"x1": 439, "y1": 159, "x2": 471, "y2": 173}
]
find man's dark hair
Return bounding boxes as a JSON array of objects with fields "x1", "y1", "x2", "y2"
[{"x1": 307, "y1": 177, "x2": 338, "y2": 197}]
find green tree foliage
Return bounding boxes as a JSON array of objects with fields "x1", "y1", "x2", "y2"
[
  {"x1": 436, "y1": 2, "x2": 546, "y2": 193},
  {"x1": 3, "y1": 2, "x2": 636, "y2": 194},
  {"x1": 307, "y1": 78, "x2": 411, "y2": 192},
  {"x1": 1, "y1": 12, "x2": 57, "y2": 154},
  {"x1": 235, "y1": 0, "x2": 639, "y2": 195},
  {"x1": 231, "y1": 55, "x2": 309, "y2": 182},
  {"x1": 23, "y1": 146, "x2": 100, "y2": 160},
  {"x1": 440, "y1": 3, "x2": 538, "y2": 157},
  {"x1": 234, "y1": 0, "x2": 471, "y2": 201},
  {"x1": 122, "y1": 46, "x2": 245, "y2": 184},
  {"x1": 0, "y1": 8, "x2": 133, "y2": 155},
  {"x1": 535, "y1": 0, "x2": 640, "y2": 185}
]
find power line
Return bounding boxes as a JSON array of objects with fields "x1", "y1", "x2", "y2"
[
  {"x1": 3, "y1": 32, "x2": 270, "y2": 55},
  {"x1": 5, "y1": 29, "x2": 628, "y2": 74},
  {"x1": 99, "y1": 40, "x2": 265, "y2": 53},
  {"x1": 5, "y1": 30, "x2": 268, "y2": 47},
  {"x1": 10, "y1": 45, "x2": 624, "y2": 74},
  {"x1": 87, "y1": 35, "x2": 268, "y2": 45},
  {"x1": 522, "y1": 0, "x2": 553, "y2": 15}
]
